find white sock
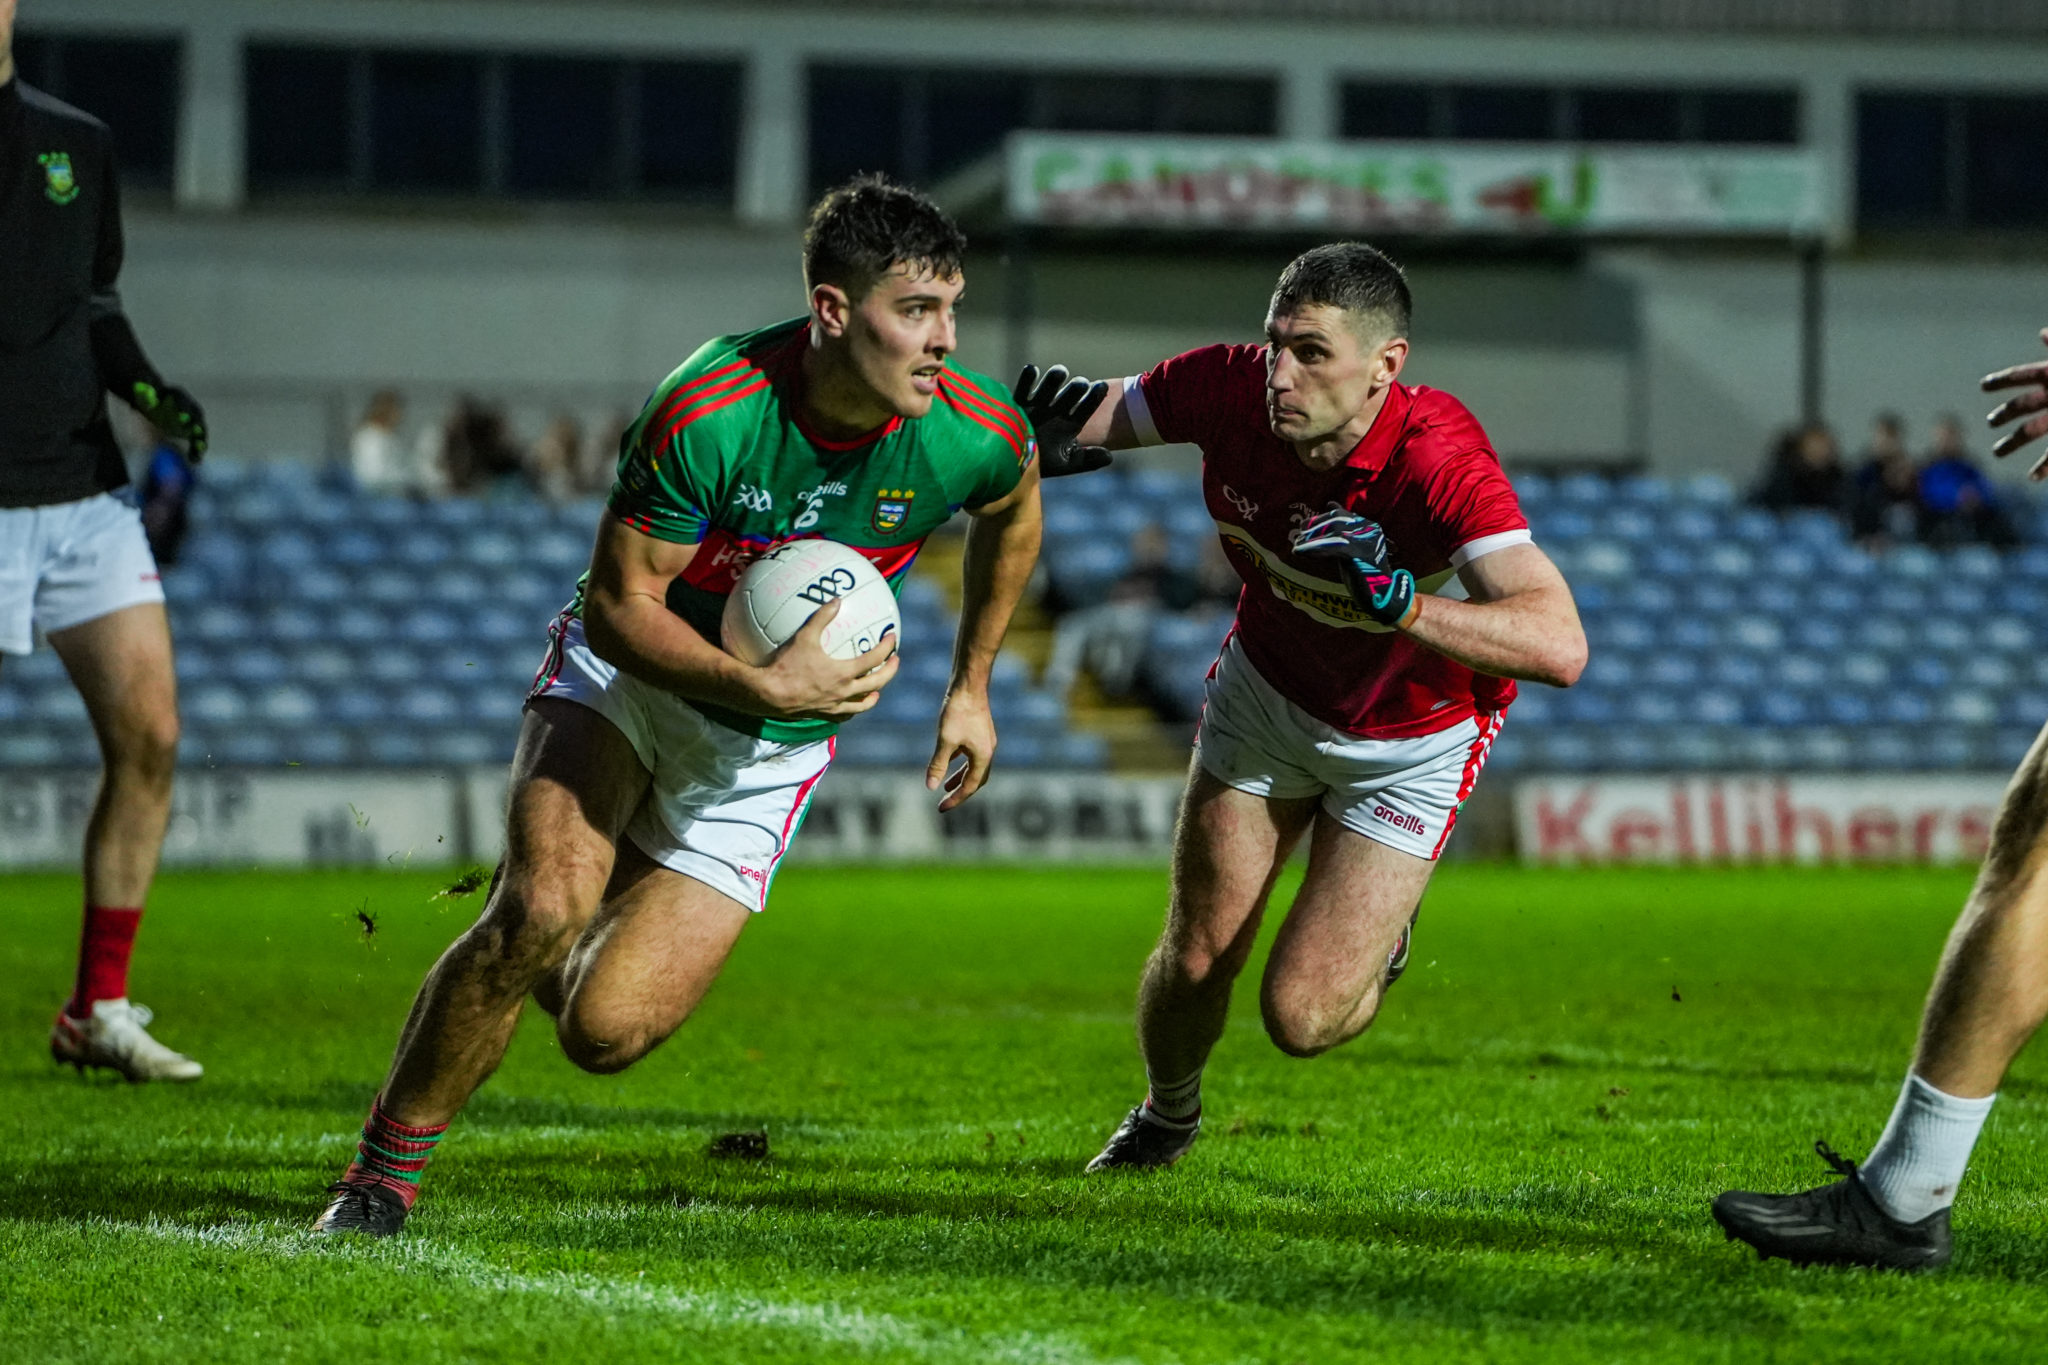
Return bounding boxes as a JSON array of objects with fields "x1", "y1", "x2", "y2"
[
  {"x1": 1142, "y1": 1067, "x2": 1203, "y2": 1125},
  {"x1": 1858, "y1": 1072, "x2": 1997, "y2": 1224}
]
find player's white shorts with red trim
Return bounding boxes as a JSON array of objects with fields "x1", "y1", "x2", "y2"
[
  {"x1": 527, "y1": 615, "x2": 832, "y2": 912},
  {"x1": 0, "y1": 493, "x2": 164, "y2": 655},
  {"x1": 1195, "y1": 634, "x2": 1502, "y2": 861}
]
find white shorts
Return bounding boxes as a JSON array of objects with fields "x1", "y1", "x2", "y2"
[
  {"x1": 0, "y1": 493, "x2": 164, "y2": 655},
  {"x1": 528, "y1": 614, "x2": 833, "y2": 912},
  {"x1": 1194, "y1": 634, "x2": 1502, "y2": 861}
]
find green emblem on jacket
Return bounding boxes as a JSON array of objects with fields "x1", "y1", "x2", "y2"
[{"x1": 38, "y1": 151, "x2": 79, "y2": 205}]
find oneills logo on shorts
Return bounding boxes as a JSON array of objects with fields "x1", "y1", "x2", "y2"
[{"x1": 1373, "y1": 804, "x2": 1427, "y2": 836}]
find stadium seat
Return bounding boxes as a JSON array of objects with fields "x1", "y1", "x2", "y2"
[
  {"x1": 224, "y1": 647, "x2": 290, "y2": 685},
  {"x1": 365, "y1": 648, "x2": 426, "y2": 685},
  {"x1": 185, "y1": 683, "x2": 250, "y2": 725}
]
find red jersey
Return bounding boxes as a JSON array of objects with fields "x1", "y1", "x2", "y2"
[{"x1": 1130, "y1": 344, "x2": 1531, "y2": 739}]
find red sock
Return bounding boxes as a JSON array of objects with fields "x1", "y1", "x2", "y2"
[
  {"x1": 342, "y1": 1100, "x2": 449, "y2": 1210},
  {"x1": 68, "y1": 905, "x2": 143, "y2": 1018}
]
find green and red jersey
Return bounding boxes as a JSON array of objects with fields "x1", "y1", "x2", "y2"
[{"x1": 581, "y1": 316, "x2": 1035, "y2": 742}]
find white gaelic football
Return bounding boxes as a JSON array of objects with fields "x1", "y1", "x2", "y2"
[{"x1": 720, "y1": 539, "x2": 902, "y2": 665}]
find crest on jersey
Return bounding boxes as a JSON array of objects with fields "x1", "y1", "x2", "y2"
[
  {"x1": 38, "y1": 152, "x2": 79, "y2": 205},
  {"x1": 871, "y1": 488, "x2": 914, "y2": 534}
]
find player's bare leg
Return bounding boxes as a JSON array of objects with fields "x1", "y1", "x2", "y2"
[
  {"x1": 1088, "y1": 766, "x2": 1315, "y2": 1171},
  {"x1": 380, "y1": 698, "x2": 649, "y2": 1124},
  {"x1": 1258, "y1": 816, "x2": 1435, "y2": 1058},
  {"x1": 553, "y1": 844, "x2": 753, "y2": 1074},
  {"x1": 315, "y1": 698, "x2": 648, "y2": 1235},
  {"x1": 45, "y1": 603, "x2": 198, "y2": 1082},
  {"x1": 1712, "y1": 721, "x2": 2048, "y2": 1269}
]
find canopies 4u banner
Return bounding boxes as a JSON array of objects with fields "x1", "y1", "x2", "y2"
[{"x1": 1005, "y1": 134, "x2": 1827, "y2": 237}]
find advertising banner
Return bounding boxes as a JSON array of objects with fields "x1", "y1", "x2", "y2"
[
  {"x1": 0, "y1": 770, "x2": 463, "y2": 869},
  {"x1": 1006, "y1": 135, "x2": 1825, "y2": 237},
  {"x1": 1514, "y1": 774, "x2": 2008, "y2": 866}
]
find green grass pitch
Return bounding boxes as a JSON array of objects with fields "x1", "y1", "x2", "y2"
[{"x1": 5, "y1": 863, "x2": 2048, "y2": 1362}]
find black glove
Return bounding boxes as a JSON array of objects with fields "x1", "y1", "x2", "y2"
[
  {"x1": 132, "y1": 381, "x2": 208, "y2": 462},
  {"x1": 1014, "y1": 364, "x2": 1112, "y2": 478},
  {"x1": 1290, "y1": 506, "x2": 1418, "y2": 628}
]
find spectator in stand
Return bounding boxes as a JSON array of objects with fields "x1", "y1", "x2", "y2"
[
  {"x1": 527, "y1": 414, "x2": 582, "y2": 503},
  {"x1": 582, "y1": 410, "x2": 629, "y2": 495},
  {"x1": 1043, "y1": 524, "x2": 1193, "y2": 701},
  {"x1": 1849, "y1": 412, "x2": 1925, "y2": 547},
  {"x1": 1749, "y1": 422, "x2": 1849, "y2": 515},
  {"x1": 349, "y1": 390, "x2": 418, "y2": 495},
  {"x1": 136, "y1": 425, "x2": 194, "y2": 566},
  {"x1": 1920, "y1": 412, "x2": 2017, "y2": 548},
  {"x1": 438, "y1": 397, "x2": 525, "y2": 496}
]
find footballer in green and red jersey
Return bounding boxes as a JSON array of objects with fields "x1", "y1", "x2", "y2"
[
  {"x1": 572, "y1": 313, "x2": 1034, "y2": 742},
  {"x1": 315, "y1": 176, "x2": 1083, "y2": 1240}
]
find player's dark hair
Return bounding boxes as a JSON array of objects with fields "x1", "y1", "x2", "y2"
[
  {"x1": 803, "y1": 174, "x2": 967, "y2": 300},
  {"x1": 1270, "y1": 242, "x2": 1412, "y2": 342}
]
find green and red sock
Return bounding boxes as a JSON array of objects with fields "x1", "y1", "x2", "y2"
[
  {"x1": 67, "y1": 904, "x2": 143, "y2": 1018},
  {"x1": 342, "y1": 1100, "x2": 448, "y2": 1209}
]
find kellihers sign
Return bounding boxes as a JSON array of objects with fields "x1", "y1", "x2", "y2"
[{"x1": 1006, "y1": 135, "x2": 1825, "y2": 236}]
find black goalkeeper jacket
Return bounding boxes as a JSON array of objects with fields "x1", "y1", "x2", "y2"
[{"x1": 0, "y1": 75, "x2": 166, "y2": 508}]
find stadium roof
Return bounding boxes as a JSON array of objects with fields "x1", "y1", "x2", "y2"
[{"x1": 750, "y1": 0, "x2": 2048, "y2": 38}]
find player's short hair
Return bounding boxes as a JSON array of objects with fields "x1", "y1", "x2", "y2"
[
  {"x1": 1269, "y1": 242, "x2": 1412, "y2": 343},
  {"x1": 803, "y1": 174, "x2": 967, "y2": 300}
]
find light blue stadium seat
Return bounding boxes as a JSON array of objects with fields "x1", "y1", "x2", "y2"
[
  {"x1": 1849, "y1": 618, "x2": 1909, "y2": 653},
  {"x1": 292, "y1": 646, "x2": 355, "y2": 686},
  {"x1": 1985, "y1": 616, "x2": 2034, "y2": 653},
  {"x1": 422, "y1": 499, "x2": 486, "y2": 528},
  {"x1": 1041, "y1": 501, "x2": 1101, "y2": 538},
  {"x1": 462, "y1": 530, "x2": 522, "y2": 567},
  {"x1": 1558, "y1": 691, "x2": 1616, "y2": 725},
  {"x1": 1598, "y1": 730, "x2": 1663, "y2": 771},
  {"x1": 2010, "y1": 546, "x2": 2048, "y2": 579},
  {"x1": 327, "y1": 529, "x2": 385, "y2": 568},
  {"x1": 1923, "y1": 619, "x2": 1974, "y2": 655},
  {"x1": 1529, "y1": 730, "x2": 1597, "y2": 770},
  {"x1": 995, "y1": 733, "x2": 1047, "y2": 768},
  {"x1": 1883, "y1": 544, "x2": 1942, "y2": 579},
  {"x1": 1597, "y1": 507, "x2": 1657, "y2": 542},
  {"x1": 1783, "y1": 510, "x2": 1846, "y2": 547},
  {"x1": 1592, "y1": 615, "x2": 1657, "y2": 653},
  {"x1": 1512, "y1": 471, "x2": 1555, "y2": 505},
  {"x1": 328, "y1": 687, "x2": 387, "y2": 726},
  {"x1": 1695, "y1": 691, "x2": 1745, "y2": 726},
  {"x1": 359, "y1": 496, "x2": 420, "y2": 528},
  {"x1": 1662, "y1": 508, "x2": 1721, "y2": 544},
  {"x1": 1820, "y1": 692, "x2": 1877, "y2": 727},
  {"x1": 834, "y1": 725, "x2": 924, "y2": 768},
  {"x1": 1995, "y1": 728, "x2": 2041, "y2": 768},
  {"x1": 359, "y1": 570, "x2": 414, "y2": 606},
  {"x1": 227, "y1": 489, "x2": 286, "y2": 525},
  {"x1": 1726, "y1": 507, "x2": 1780, "y2": 544},
  {"x1": 262, "y1": 605, "x2": 326, "y2": 643},
  {"x1": 182, "y1": 533, "x2": 250, "y2": 579},
  {"x1": 1507, "y1": 689, "x2": 1555, "y2": 725},
  {"x1": 1755, "y1": 693, "x2": 1808, "y2": 727},
  {"x1": 291, "y1": 568, "x2": 352, "y2": 603},
  {"x1": 395, "y1": 687, "x2": 461, "y2": 726},
  {"x1": 1753, "y1": 582, "x2": 1801, "y2": 617},
  {"x1": 1834, "y1": 651, "x2": 1890, "y2": 689},
  {"x1": 1664, "y1": 617, "x2": 1718, "y2": 652},
  {"x1": 1623, "y1": 692, "x2": 1685, "y2": 727},
  {"x1": 464, "y1": 606, "x2": 533, "y2": 646},
  {"x1": 172, "y1": 645, "x2": 220, "y2": 683},
  {"x1": 1003, "y1": 689, "x2": 1068, "y2": 727},
  {"x1": 161, "y1": 565, "x2": 211, "y2": 605},
  {"x1": 1731, "y1": 730, "x2": 1794, "y2": 770},
  {"x1": 1615, "y1": 474, "x2": 1669, "y2": 505},
  {"x1": 1050, "y1": 732, "x2": 1110, "y2": 769},
  {"x1": 399, "y1": 607, "x2": 463, "y2": 645},
  {"x1": 1532, "y1": 508, "x2": 1593, "y2": 542},
  {"x1": 1724, "y1": 615, "x2": 1785, "y2": 653},
  {"x1": 1579, "y1": 654, "x2": 1635, "y2": 690},
  {"x1": 362, "y1": 729, "x2": 431, "y2": 766},
  {"x1": 1128, "y1": 467, "x2": 1199, "y2": 503},
  {"x1": 468, "y1": 689, "x2": 527, "y2": 725},
  {"x1": 186, "y1": 683, "x2": 249, "y2": 725},
  {"x1": 1943, "y1": 692, "x2": 2000, "y2": 727},
  {"x1": 329, "y1": 606, "x2": 385, "y2": 645},
  {"x1": 1665, "y1": 729, "x2": 1731, "y2": 770},
  {"x1": 426, "y1": 569, "x2": 487, "y2": 606},
  {"x1": 1642, "y1": 545, "x2": 1693, "y2": 578},
  {"x1": 394, "y1": 535, "x2": 453, "y2": 568},
  {"x1": 425, "y1": 730, "x2": 506, "y2": 765},
  {"x1": 1812, "y1": 583, "x2": 1861, "y2": 617},
  {"x1": 1100, "y1": 502, "x2": 1158, "y2": 539},
  {"x1": 28, "y1": 682, "x2": 87, "y2": 723},
  {"x1": 224, "y1": 647, "x2": 289, "y2": 685},
  {"x1": 1678, "y1": 474, "x2": 1736, "y2": 506},
  {"x1": 1697, "y1": 543, "x2": 1756, "y2": 577},
  {"x1": 1880, "y1": 690, "x2": 1936, "y2": 726},
  {"x1": 1792, "y1": 729, "x2": 1856, "y2": 769},
  {"x1": 1917, "y1": 731, "x2": 1983, "y2": 769},
  {"x1": 1950, "y1": 545, "x2": 2003, "y2": 581},
  {"x1": 1961, "y1": 655, "x2": 2018, "y2": 690},
  {"x1": 255, "y1": 531, "x2": 319, "y2": 574},
  {"x1": 1557, "y1": 473, "x2": 1612, "y2": 506},
  {"x1": 498, "y1": 571, "x2": 560, "y2": 612},
  {"x1": 255, "y1": 684, "x2": 322, "y2": 726},
  {"x1": 1638, "y1": 652, "x2": 1699, "y2": 689},
  {"x1": 187, "y1": 604, "x2": 255, "y2": 643},
  {"x1": 1773, "y1": 653, "x2": 1828, "y2": 691},
  {"x1": 365, "y1": 647, "x2": 425, "y2": 685},
  {"x1": 288, "y1": 728, "x2": 356, "y2": 766},
  {"x1": 1902, "y1": 657, "x2": 1952, "y2": 691},
  {"x1": 1761, "y1": 545, "x2": 1820, "y2": 579},
  {"x1": 869, "y1": 682, "x2": 936, "y2": 725},
  {"x1": 2003, "y1": 691, "x2": 2048, "y2": 728}
]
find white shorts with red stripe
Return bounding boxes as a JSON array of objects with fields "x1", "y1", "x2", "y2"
[
  {"x1": 0, "y1": 492, "x2": 164, "y2": 656},
  {"x1": 1194, "y1": 634, "x2": 1502, "y2": 861},
  {"x1": 528, "y1": 615, "x2": 833, "y2": 912}
]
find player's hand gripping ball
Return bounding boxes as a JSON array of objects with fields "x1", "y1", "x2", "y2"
[
  {"x1": 1014, "y1": 364, "x2": 1113, "y2": 478},
  {"x1": 721, "y1": 539, "x2": 902, "y2": 666},
  {"x1": 1291, "y1": 506, "x2": 1419, "y2": 629}
]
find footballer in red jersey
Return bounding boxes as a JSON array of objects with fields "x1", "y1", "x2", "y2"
[{"x1": 1028, "y1": 243, "x2": 1588, "y2": 1172}]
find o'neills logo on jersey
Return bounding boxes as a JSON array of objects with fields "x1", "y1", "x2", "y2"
[{"x1": 872, "y1": 488, "x2": 914, "y2": 534}]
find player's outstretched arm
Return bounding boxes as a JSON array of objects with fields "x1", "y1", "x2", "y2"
[
  {"x1": 1016, "y1": 363, "x2": 1147, "y2": 463},
  {"x1": 582, "y1": 510, "x2": 897, "y2": 721},
  {"x1": 1983, "y1": 327, "x2": 2048, "y2": 476},
  {"x1": 928, "y1": 467, "x2": 1044, "y2": 811}
]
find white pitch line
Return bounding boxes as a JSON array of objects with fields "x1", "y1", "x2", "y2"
[{"x1": 104, "y1": 1218, "x2": 1140, "y2": 1365}]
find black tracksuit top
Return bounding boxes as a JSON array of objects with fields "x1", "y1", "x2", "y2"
[{"x1": 0, "y1": 75, "x2": 159, "y2": 508}]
